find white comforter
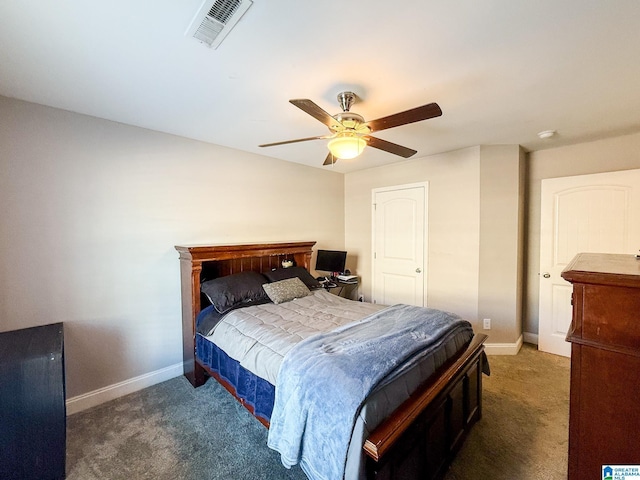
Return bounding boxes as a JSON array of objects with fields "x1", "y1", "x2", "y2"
[{"x1": 206, "y1": 289, "x2": 385, "y2": 385}]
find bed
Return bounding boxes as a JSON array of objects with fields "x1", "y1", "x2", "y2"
[{"x1": 176, "y1": 241, "x2": 488, "y2": 480}]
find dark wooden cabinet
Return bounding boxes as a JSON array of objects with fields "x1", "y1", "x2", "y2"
[
  {"x1": 562, "y1": 253, "x2": 640, "y2": 480},
  {"x1": 0, "y1": 323, "x2": 66, "y2": 480}
]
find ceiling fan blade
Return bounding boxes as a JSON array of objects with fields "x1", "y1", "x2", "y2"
[
  {"x1": 323, "y1": 153, "x2": 338, "y2": 166},
  {"x1": 290, "y1": 99, "x2": 344, "y2": 130},
  {"x1": 259, "y1": 135, "x2": 330, "y2": 148},
  {"x1": 366, "y1": 102, "x2": 442, "y2": 132},
  {"x1": 364, "y1": 136, "x2": 417, "y2": 158}
]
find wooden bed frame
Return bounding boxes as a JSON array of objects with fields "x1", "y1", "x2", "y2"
[{"x1": 176, "y1": 241, "x2": 487, "y2": 480}]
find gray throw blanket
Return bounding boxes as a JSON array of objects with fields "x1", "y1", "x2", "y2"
[{"x1": 267, "y1": 304, "x2": 473, "y2": 480}]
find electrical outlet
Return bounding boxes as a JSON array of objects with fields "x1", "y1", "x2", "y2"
[{"x1": 483, "y1": 318, "x2": 491, "y2": 330}]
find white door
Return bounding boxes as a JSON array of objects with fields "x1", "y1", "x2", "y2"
[
  {"x1": 372, "y1": 183, "x2": 427, "y2": 306},
  {"x1": 539, "y1": 169, "x2": 640, "y2": 357}
]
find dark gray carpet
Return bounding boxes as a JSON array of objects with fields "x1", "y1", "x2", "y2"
[{"x1": 66, "y1": 344, "x2": 570, "y2": 479}]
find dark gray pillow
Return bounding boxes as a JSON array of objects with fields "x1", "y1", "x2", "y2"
[
  {"x1": 263, "y1": 266, "x2": 321, "y2": 290},
  {"x1": 262, "y1": 277, "x2": 311, "y2": 304},
  {"x1": 196, "y1": 299, "x2": 271, "y2": 336},
  {"x1": 201, "y1": 271, "x2": 269, "y2": 314}
]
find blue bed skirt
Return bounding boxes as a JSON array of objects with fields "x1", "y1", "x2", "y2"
[{"x1": 196, "y1": 333, "x2": 275, "y2": 422}]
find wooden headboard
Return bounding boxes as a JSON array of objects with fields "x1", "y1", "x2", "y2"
[{"x1": 175, "y1": 241, "x2": 316, "y2": 386}]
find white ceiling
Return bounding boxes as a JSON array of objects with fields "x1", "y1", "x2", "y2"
[{"x1": 1, "y1": 0, "x2": 639, "y2": 173}]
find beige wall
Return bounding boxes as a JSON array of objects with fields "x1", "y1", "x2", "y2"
[
  {"x1": 345, "y1": 147, "x2": 482, "y2": 325},
  {"x1": 478, "y1": 145, "x2": 525, "y2": 343},
  {"x1": 525, "y1": 131, "x2": 640, "y2": 336},
  {"x1": 0, "y1": 96, "x2": 345, "y2": 399},
  {"x1": 345, "y1": 145, "x2": 525, "y2": 345}
]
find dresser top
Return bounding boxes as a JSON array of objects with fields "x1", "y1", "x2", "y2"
[
  {"x1": 562, "y1": 253, "x2": 640, "y2": 288},
  {"x1": 0, "y1": 322, "x2": 63, "y2": 364}
]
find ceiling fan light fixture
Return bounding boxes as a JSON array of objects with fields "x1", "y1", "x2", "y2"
[
  {"x1": 259, "y1": 93, "x2": 442, "y2": 166},
  {"x1": 327, "y1": 134, "x2": 366, "y2": 160}
]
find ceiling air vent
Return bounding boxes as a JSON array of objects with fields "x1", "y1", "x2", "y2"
[{"x1": 185, "y1": 0, "x2": 253, "y2": 49}]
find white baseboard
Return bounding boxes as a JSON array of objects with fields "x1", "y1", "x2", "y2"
[
  {"x1": 66, "y1": 362, "x2": 183, "y2": 416},
  {"x1": 484, "y1": 334, "x2": 523, "y2": 355},
  {"x1": 523, "y1": 332, "x2": 539, "y2": 345}
]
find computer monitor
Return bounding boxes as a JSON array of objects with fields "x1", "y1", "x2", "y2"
[{"x1": 315, "y1": 249, "x2": 347, "y2": 276}]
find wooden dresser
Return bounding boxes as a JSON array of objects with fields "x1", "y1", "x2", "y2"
[{"x1": 561, "y1": 253, "x2": 640, "y2": 480}]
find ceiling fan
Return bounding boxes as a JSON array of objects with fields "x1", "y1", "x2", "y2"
[{"x1": 259, "y1": 92, "x2": 442, "y2": 166}]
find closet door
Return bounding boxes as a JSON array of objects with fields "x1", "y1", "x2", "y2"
[{"x1": 372, "y1": 183, "x2": 427, "y2": 306}]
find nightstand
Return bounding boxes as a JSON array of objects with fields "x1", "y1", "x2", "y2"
[{"x1": 325, "y1": 279, "x2": 359, "y2": 300}]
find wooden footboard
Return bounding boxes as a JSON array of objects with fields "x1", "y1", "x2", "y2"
[{"x1": 364, "y1": 333, "x2": 487, "y2": 480}]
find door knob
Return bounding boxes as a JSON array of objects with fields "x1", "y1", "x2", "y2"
[
  {"x1": 416, "y1": 268, "x2": 422, "y2": 273},
  {"x1": 542, "y1": 273, "x2": 551, "y2": 278}
]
